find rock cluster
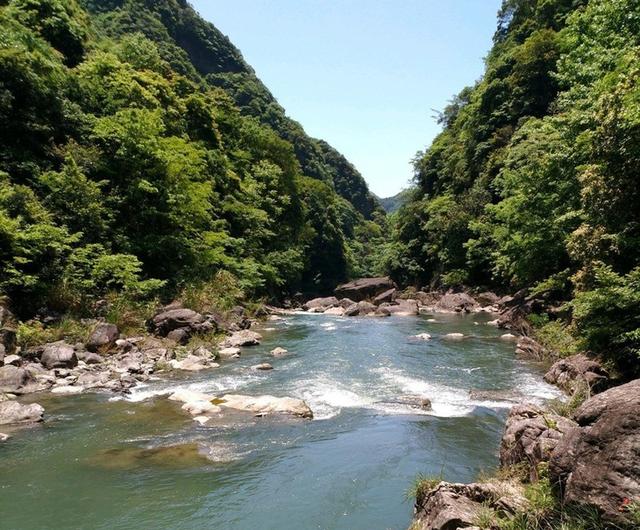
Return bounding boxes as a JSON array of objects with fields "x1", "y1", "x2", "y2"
[{"x1": 544, "y1": 354, "x2": 609, "y2": 395}]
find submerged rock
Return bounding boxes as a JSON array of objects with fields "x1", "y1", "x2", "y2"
[
  {"x1": 91, "y1": 443, "x2": 218, "y2": 469},
  {"x1": 270, "y1": 347, "x2": 288, "y2": 357},
  {"x1": 217, "y1": 394, "x2": 313, "y2": 418},
  {"x1": 0, "y1": 400, "x2": 44, "y2": 425},
  {"x1": 411, "y1": 333, "x2": 432, "y2": 341},
  {"x1": 549, "y1": 378, "x2": 640, "y2": 524},
  {"x1": 443, "y1": 333, "x2": 465, "y2": 340},
  {"x1": 251, "y1": 363, "x2": 273, "y2": 371}
]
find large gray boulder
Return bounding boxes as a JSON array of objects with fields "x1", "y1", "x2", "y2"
[
  {"x1": 334, "y1": 277, "x2": 396, "y2": 302},
  {"x1": 544, "y1": 354, "x2": 609, "y2": 395},
  {"x1": 500, "y1": 404, "x2": 576, "y2": 480},
  {"x1": 86, "y1": 323, "x2": 119, "y2": 352},
  {"x1": 220, "y1": 330, "x2": 262, "y2": 348},
  {"x1": 0, "y1": 365, "x2": 34, "y2": 393},
  {"x1": 549, "y1": 379, "x2": 640, "y2": 524},
  {"x1": 0, "y1": 400, "x2": 44, "y2": 425},
  {"x1": 40, "y1": 342, "x2": 78, "y2": 369},
  {"x1": 302, "y1": 297, "x2": 339, "y2": 311},
  {"x1": 435, "y1": 292, "x2": 479, "y2": 313},
  {"x1": 149, "y1": 308, "x2": 213, "y2": 336}
]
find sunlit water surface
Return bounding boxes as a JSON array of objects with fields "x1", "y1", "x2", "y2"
[{"x1": 0, "y1": 313, "x2": 562, "y2": 530}]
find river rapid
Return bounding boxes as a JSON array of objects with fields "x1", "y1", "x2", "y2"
[{"x1": 0, "y1": 312, "x2": 563, "y2": 530}]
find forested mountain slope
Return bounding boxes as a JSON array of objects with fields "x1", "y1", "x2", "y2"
[
  {"x1": 0, "y1": 0, "x2": 384, "y2": 316},
  {"x1": 385, "y1": 0, "x2": 640, "y2": 377}
]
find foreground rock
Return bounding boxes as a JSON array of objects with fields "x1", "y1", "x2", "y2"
[
  {"x1": 544, "y1": 354, "x2": 609, "y2": 395},
  {"x1": 220, "y1": 330, "x2": 262, "y2": 348},
  {"x1": 549, "y1": 378, "x2": 640, "y2": 524},
  {"x1": 334, "y1": 277, "x2": 395, "y2": 302},
  {"x1": 217, "y1": 394, "x2": 313, "y2": 418},
  {"x1": 0, "y1": 365, "x2": 34, "y2": 393},
  {"x1": 412, "y1": 481, "x2": 526, "y2": 530},
  {"x1": 0, "y1": 400, "x2": 44, "y2": 425},
  {"x1": 500, "y1": 404, "x2": 576, "y2": 480},
  {"x1": 302, "y1": 297, "x2": 339, "y2": 312}
]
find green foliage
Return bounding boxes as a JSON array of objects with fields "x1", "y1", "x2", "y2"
[
  {"x1": 0, "y1": 0, "x2": 386, "y2": 316},
  {"x1": 389, "y1": 0, "x2": 640, "y2": 377},
  {"x1": 17, "y1": 317, "x2": 90, "y2": 349}
]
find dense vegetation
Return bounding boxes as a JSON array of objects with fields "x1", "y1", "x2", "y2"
[
  {"x1": 385, "y1": 0, "x2": 640, "y2": 377},
  {"x1": 0, "y1": 0, "x2": 384, "y2": 317}
]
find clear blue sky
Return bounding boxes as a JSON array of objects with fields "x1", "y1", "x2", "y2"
[{"x1": 191, "y1": 0, "x2": 502, "y2": 197}]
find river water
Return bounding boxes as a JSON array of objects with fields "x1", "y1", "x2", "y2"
[{"x1": 0, "y1": 312, "x2": 562, "y2": 530}]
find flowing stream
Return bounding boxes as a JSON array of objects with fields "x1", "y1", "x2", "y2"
[{"x1": 0, "y1": 312, "x2": 563, "y2": 530}]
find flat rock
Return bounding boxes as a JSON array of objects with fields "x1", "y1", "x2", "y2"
[
  {"x1": 302, "y1": 297, "x2": 339, "y2": 311},
  {"x1": 0, "y1": 400, "x2": 44, "y2": 425},
  {"x1": 549, "y1": 379, "x2": 640, "y2": 524},
  {"x1": 443, "y1": 333, "x2": 465, "y2": 340},
  {"x1": 51, "y1": 385, "x2": 84, "y2": 394},
  {"x1": 218, "y1": 347, "x2": 241, "y2": 358},
  {"x1": 218, "y1": 394, "x2": 313, "y2": 418},
  {"x1": 220, "y1": 330, "x2": 262, "y2": 348},
  {"x1": 181, "y1": 400, "x2": 221, "y2": 416},
  {"x1": 323, "y1": 306, "x2": 345, "y2": 316}
]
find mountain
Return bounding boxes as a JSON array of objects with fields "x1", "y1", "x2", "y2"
[
  {"x1": 377, "y1": 189, "x2": 412, "y2": 214},
  {"x1": 0, "y1": 0, "x2": 384, "y2": 316}
]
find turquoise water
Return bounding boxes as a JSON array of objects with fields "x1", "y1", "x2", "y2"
[{"x1": 0, "y1": 313, "x2": 561, "y2": 530}]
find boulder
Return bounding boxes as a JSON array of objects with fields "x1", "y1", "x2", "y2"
[
  {"x1": 435, "y1": 292, "x2": 479, "y2": 313},
  {"x1": 373, "y1": 288, "x2": 396, "y2": 305},
  {"x1": 149, "y1": 308, "x2": 213, "y2": 336},
  {"x1": 169, "y1": 389, "x2": 213, "y2": 404},
  {"x1": 375, "y1": 306, "x2": 391, "y2": 317},
  {"x1": 380, "y1": 299, "x2": 419, "y2": 316},
  {"x1": 270, "y1": 347, "x2": 288, "y2": 357},
  {"x1": 84, "y1": 352, "x2": 104, "y2": 365},
  {"x1": 334, "y1": 277, "x2": 396, "y2": 302},
  {"x1": 413, "y1": 291, "x2": 442, "y2": 307},
  {"x1": 167, "y1": 328, "x2": 190, "y2": 344},
  {"x1": 0, "y1": 400, "x2": 44, "y2": 425},
  {"x1": 357, "y1": 301, "x2": 377, "y2": 315},
  {"x1": 323, "y1": 306, "x2": 345, "y2": 316},
  {"x1": 86, "y1": 323, "x2": 119, "y2": 352},
  {"x1": 218, "y1": 394, "x2": 313, "y2": 418},
  {"x1": 0, "y1": 366, "x2": 34, "y2": 393},
  {"x1": 302, "y1": 297, "x2": 339, "y2": 311},
  {"x1": 40, "y1": 342, "x2": 78, "y2": 369},
  {"x1": 337, "y1": 298, "x2": 356, "y2": 309},
  {"x1": 181, "y1": 400, "x2": 220, "y2": 416},
  {"x1": 515, "y1": 336, "x2": 547, "y2": 361},
  {"x1": 220, "y1": 330, "x2": 262, "y2": 348},
  {"x1": 500, "y1": 333, "x2": 518, "y2": 341},
  {"x1": 549, "y1": 379, "x2": 640, "y2": 524},
  {"x1": 500, "y1": 404, "x2": 576, "y2": 480},
  {"x1": 411, "y1": 333, "x2": 432, "y2": 341},
  {"x1": 344, "y1": 304, "x2": 360, "y2": 317},
  {"x1": 0, "y1": 433, "x2": 9, "y2": 442},
  {"x1": 169, "y1": 355, "x2": 217, "y2": 371},
  {"x1": 544, "y1": 354, "x2": 609, "y2": 395},
  {"x1": 51, "y1": 385, "x2": 84, "y2": 394},
  {"x1": 2, "y1": 354, "x2": 21, "y2": 366},
  {"x1": 475, "y1": 292, "x2": 500, "y2": 306}
]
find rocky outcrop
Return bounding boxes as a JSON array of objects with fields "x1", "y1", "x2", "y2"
[
  {"x1": 549, "y1": 379, "x2": 640, "y2": 524},
  {"x1": 86, "y1": 323, "x2": 119, "y2": 353},
  {"x1": 412, "y1": 481, "x2": 526, "y2": 530},
  {"x1": 373, "y1": 288, "x2": 396, "y2": 305},
  {"x1": 218, "y1": 394, "x2": 313, "y2": 418},
  {"x1": 40, "y1": 342, "x2": 78, "y2": 369},
  {"x1": 435, "y1": 292, "x2": 479, "y2": 313},
  {"x1": 543, "y1": 354, "x2": 609, "y2": 395},
  {"x1": 500, "y1": 404, "x2": 576, "y2": 480},
  {"x1": 220, "y1": 330, "x2": 262, "y2": 348},
  {"x1": 0, "y1": 400, "x2": 44, "y2": 425},
  {"x1": 334, "y1": 277, "x2": 396, "y2": 302}
]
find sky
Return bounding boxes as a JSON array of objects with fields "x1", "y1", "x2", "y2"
[{"x1": 191, "y1": 0, "x2": 503, "y2": 198}]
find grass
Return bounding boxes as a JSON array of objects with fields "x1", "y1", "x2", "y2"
[
  {"x1": 177, "y1": 270, "x2": 244, "y2": 314},
  {"x1": 17, "y1": 317, "x2": 91, "y2": 349},
  {"x1": 104, "y1": 293, "x2": 158, "y2": 335},
  {"x1": 547, "y1": 382, "x2": 589, "y2": 418},
  {"x1": 405, "y1": 472, "x2": 444, "y2": 502}
]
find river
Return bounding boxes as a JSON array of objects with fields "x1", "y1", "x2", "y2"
[{"x1": 0, "y1": 312, "x2": 563, "y2": 530}]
